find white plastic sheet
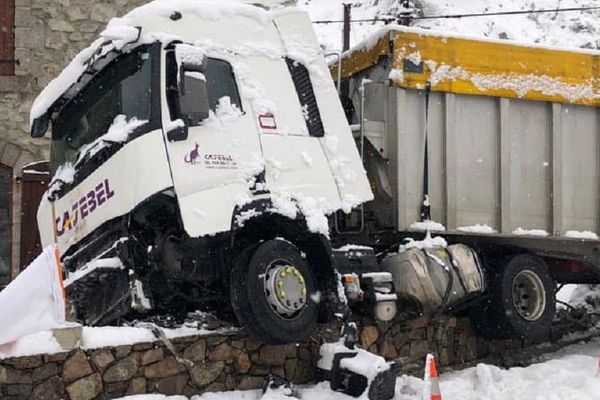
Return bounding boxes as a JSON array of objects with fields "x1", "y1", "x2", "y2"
[{"x1": 0, "y1": 245, "x2": 66, "y2": 345}]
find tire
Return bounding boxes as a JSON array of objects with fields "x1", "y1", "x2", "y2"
[
  {"x1": 470, "y1": 254, "x2": 555, "y2": 339},
  {"x1": 230, "y1": 239, "x2": 319, "y2": 344}
]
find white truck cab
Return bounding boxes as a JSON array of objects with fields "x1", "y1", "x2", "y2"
[{"x1": 29, "y1": 0, "x2": 380, "y2": 343}]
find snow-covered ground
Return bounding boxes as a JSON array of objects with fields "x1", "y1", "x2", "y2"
[
  {"x1": 299, "y1": 0, "x2": 600, "y2": 53},
  {"x1": 112, "y1": 337, "x2": 600, "y2": 400}
]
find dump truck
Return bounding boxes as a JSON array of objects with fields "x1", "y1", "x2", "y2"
[
  {"x1": 27, "y1": 0, "x2": 599, "y2": 344},
  {"x1": 332, "y1": 26, "x2": 600, "y2": 338}
]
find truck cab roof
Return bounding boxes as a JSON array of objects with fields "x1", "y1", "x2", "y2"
[{"x1": 29, "y1": 0, "x2": 304, "y2": 136}]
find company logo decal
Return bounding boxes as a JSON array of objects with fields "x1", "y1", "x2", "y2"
[
  {"x1": 184, "y1": 143, "x2": 201, "y2": 165},
  {"x1": 55, "y1": 179, "x2": 115, "y2": 238},
  {"x1": 204, "y1": 154, "x2": 237, "y2": 170},
  {"x1": 184, "y1": 142, "x2": 238, "y2": 170}
]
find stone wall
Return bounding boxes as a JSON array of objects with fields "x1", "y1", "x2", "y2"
[
  {"x1": 1, "y1": 0, "x2": 151, "y2": 275},
  {"x1": 0, "y1": 311, "x2": 593, "y2": 400}
]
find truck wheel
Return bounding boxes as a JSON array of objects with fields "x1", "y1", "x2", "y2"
[
  {"x1": 230, "y1": 239, "x2": 318, "y2": 344},
  {"x1": 470, "y1": 254, "x2": 555, "y2": 339}
]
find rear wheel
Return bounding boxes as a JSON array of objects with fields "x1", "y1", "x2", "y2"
[
  {"x1": 230, "y1": 239, "x2": 318, "y2": 343},
  {"x1": 470, "y1": 254, "x2": 555, "y2": 339}
]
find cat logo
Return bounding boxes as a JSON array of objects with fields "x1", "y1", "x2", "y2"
[{"x1": 184, "y1": 142, "x2": 201, "y2": 165}]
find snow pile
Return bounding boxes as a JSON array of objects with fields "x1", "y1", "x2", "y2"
[
  {"x1": 400, "y1": 232, "x2": 447, "y2": 252},
  {"x1": 175, "y1": 43, "x2": 207, "y2": 69},
  {"x1": 565, "y1": 230, "x2": 600, "y2": 240},
  {"x1": 0, "y1": 322, "x2": 237, "y2": 359},
  {"x1": 569, "y1": 285, "x2": 600, "y2": 312},
  {"x1": 458, "y1": 224, "x2": 497, "y2": 234},
  {"x1": 513, "y1": 227, "x2": 549, "y2": 237},
  {"x1": 203, "y1": 97, "x2": 244, "y2": 129},
  {"x1": 409, "y1": 220, "x2": 446, "y2": 232}
]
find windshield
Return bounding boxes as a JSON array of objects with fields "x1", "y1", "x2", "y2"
[{"x1": 50, "y1": 46, "x2": 153, "y2": 175}]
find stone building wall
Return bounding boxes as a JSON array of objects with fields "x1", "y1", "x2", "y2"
[
  {"x1": 0, "y1": 312, "x2": 593, "y2": 400},
  {"x1": 1, "y1": 0, "x2": 149, "y2": 276}
]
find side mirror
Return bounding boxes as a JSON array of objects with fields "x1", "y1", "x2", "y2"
[
  {"x1": 30, "y1": 113, "x2": 50, "y2": 138},
  {"x1": 179, "y1": 70, "x2": 210, "y2": 126}
]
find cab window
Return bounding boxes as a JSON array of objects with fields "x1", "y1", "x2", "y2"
[
  {"x1": 166, "y1": 51, "x2": 242, "y2": 125},
  {"x1": 50, "y1": 46, "x2": 154, "y2": 175}
]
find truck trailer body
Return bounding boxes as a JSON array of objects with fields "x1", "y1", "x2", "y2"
[{"x1": 334, "y1": 27, "x2": 600, "y2": 284}]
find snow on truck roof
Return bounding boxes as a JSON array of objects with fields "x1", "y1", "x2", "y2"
[
  {"x1": 29, "y1": 0, "x2": 298, "y2": 129},
  {"x1": 334, "y1": 25, "x2": 600, "y2": 107}
]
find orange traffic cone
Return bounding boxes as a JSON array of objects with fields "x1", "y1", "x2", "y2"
[{"x1": 423, "y1": 353, "x2": 443, "y2": 400}]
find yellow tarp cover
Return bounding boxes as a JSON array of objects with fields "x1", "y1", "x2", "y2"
[{"x1": 332, "y1": 27, "x2": 600, "y2": 106}]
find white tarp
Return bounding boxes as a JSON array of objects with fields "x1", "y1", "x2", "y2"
[{"x1": 0, "y1": 245, "x2": 66, "y2": 346}]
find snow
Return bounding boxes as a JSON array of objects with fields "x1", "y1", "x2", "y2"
[
  {"x1": 30, "y1": 0, "x2": 274, "y2": 126},
  {"x1": 422, "y1": 62, "x2": 598, "y2": 103},
  {"x1": 400, "y1": 232, "x2": 448, "y2": 251},
  {"x1": 300, "y1": 151, "x2": 314, "y2": 166},
  {"x1": 513, "y1": 227, "x2": 550, "y2": 237},
  {"x1": 0, "y1": 331, "x2": 62, "y2": 358},
  {"x1": 409, "y1": 220, "x2": 446, "y2": 232},
  {"x1": 0, "y1": 323, "x2": 237, "y2": 359},
  {"x1": 565, "y1": 230, "x2": 600, "y2": 240},
  {"x1": 388, "y1": 68, "x2": 404, "y2": 82},
  {"x1": 569, "y1": 285, "x2": 600, "y2": 312},
  {"x1": 204, "y1": 97, "x2": 245, "y2": 129},
  {"x1": 111, "y1": 337, "x2": 600, "y2": 400},
  {"x1": 176, "y1": 44, "x2": 208, "y2": 69},
  {"x1": 64, "y1": 257, "x2": 125, "y2": 287},
  {"x1": 297, "y1": 196, "x2": 331, "y2": 236},
  {"x1": 300, "y1": 0, "x2": 600, "y2": 53},
  {"x1": 76, "y1": 115, "x2": 147, "y2": 165},
  {"x1": 235, "y1": 209, "x2": 261, "y2": 227},
  {"x1": 557, "y1": 284, "x2": 578, "y2": 309},
  {"x1": 48, "y1": 162, "x2": 76, "y2": 197},
  {"x1": 457, "y1": 224, "x2": 497, "y2": 234},
  {"x1": 335, "y1": 244, "x2": 373, "y2": 251},
  {"x1": 122, "y1": 0, "x2": 271, "y2": 26},
  {"x1": 267, "y1": 192, "x2": 332, "y2": 237}
]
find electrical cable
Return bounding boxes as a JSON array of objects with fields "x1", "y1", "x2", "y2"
[{"x1": 312, "y1": 5, "x2": 600, "y2": 24}]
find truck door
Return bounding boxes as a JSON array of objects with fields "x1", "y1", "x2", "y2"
[
  {"x1": 161, "y1": 46, "x2": 263, "y2": 238},
  {"x1": 248, "y1": 56, "x2": 341, "y2": 217}
]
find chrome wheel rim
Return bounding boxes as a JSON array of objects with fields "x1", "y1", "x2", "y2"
[
  {"x1": 512, "y1": 269, "x2": 546, "y2": 321},
  {"x1": 263, "y1": 261, "x2": 307, "y2": 318}
]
